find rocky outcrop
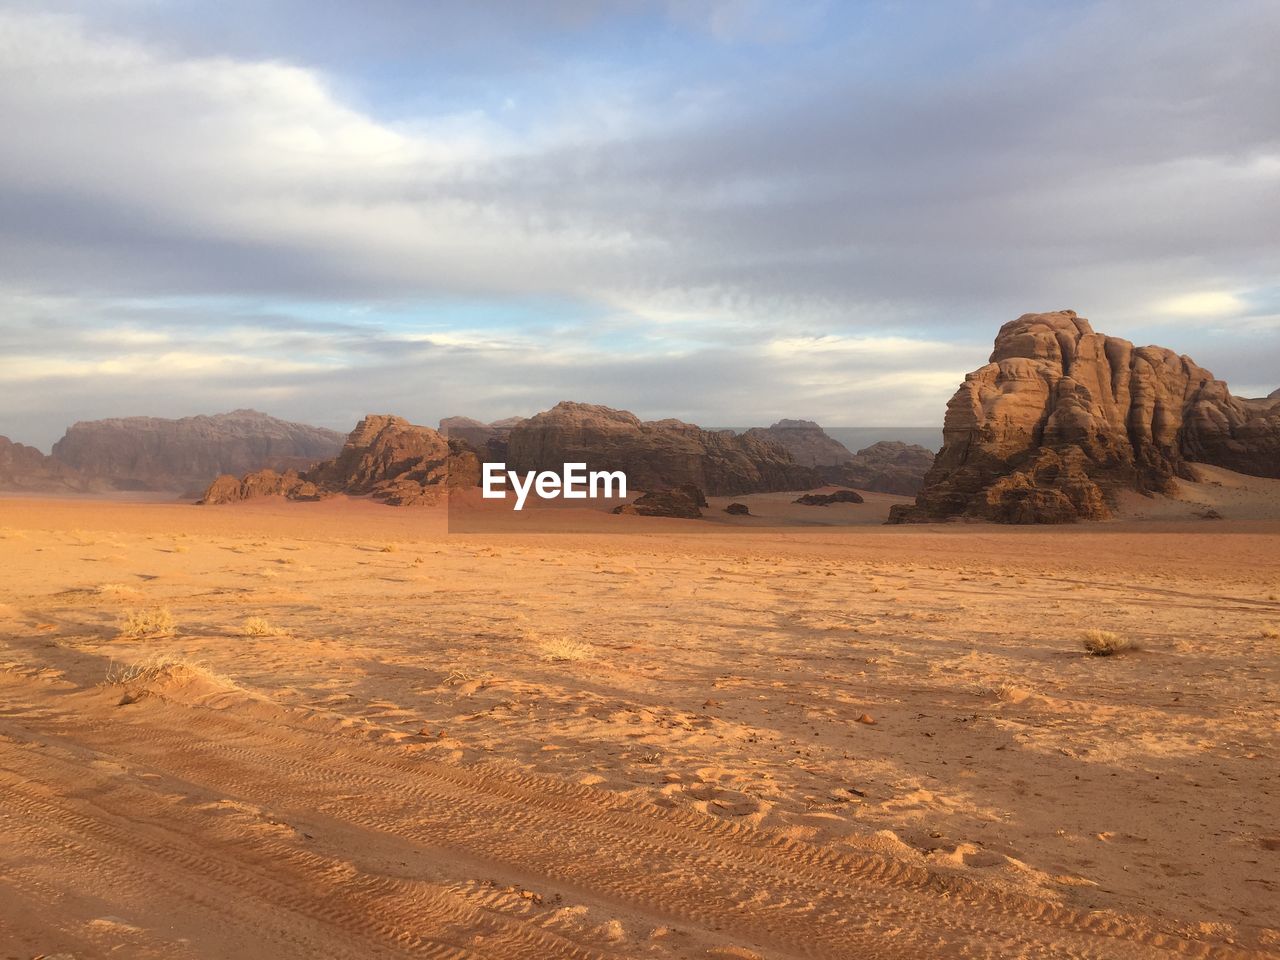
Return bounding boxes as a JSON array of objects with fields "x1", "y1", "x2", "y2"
[
  {"x1": 508, "y1": 402, "x2": 820, "y2": 497},
  {"x1": 613, "y1": 486, "x2": 705, "y2": 519},
  {"x1": 724, "y1": 502, "x2": 751, "y2": 515},
  {"x1": 201, "y1": 415, "x2": 477, "y2": 506},
  {"x1": 825, "y1": 441, "x2": 935, "y2": 496},
  {"x1": 438, "y1": 415, "x2": 522, "y2": 463},
  {"x1": 0, "y1": 436, "x2": 101, "y2": 493},
  {"x1": 52, "y1": 409, "x2": 345, "y2": 493},
  {"x1": 795, "y1": 489, "x2": 864, "y2": 506},
  {"x1": 743, "y1": 420, "x2": 853, "y2": 467},
  {"x1": 890, "y1": 310, "x2": 1280, "y2": 524},
  {"x1": 743, "y1": 421, "x2": 932, "y2": 495}
]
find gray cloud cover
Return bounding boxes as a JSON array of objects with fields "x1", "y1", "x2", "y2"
[{"x1": 0, "y1": 1, "x2": 1276, "y2": 447}]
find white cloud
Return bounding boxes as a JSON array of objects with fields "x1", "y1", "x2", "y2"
[{"x1": 1156, "y1": 291, "x2": 1246, "y2": 318}]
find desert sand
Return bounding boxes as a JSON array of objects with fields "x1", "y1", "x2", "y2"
[{"x1": 1, "y1": 490, "x2": 1278, "y2": 959}]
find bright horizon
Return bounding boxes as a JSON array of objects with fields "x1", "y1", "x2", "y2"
[{"x1": 2, "y1": 1, "x2": 1277, "y2": 449}]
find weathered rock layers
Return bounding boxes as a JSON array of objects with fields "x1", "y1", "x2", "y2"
[
  {"x1": 0, "y1": 436, "x2": 101, "y2": 493},
  {"x1": 202, "y1": 415, "x2": 477, "y2": 505},
  {"x1": 742, "y1": 420, "x2": 853, "y2": 467},
  {"x1": 53, "y1": 409, "x2": 344, "y2": 493},
  {"x1": 507, "y1": 402, "x2": 820, "y2": 497},
  {"x1": 890, "y1": 310, "x2": 1280, "y2": 524}
]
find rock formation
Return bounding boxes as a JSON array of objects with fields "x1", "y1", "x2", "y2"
[
  {"x1": 612, "y1": 486, "x2": 706, "y2": 519},
  {"x1": 724, "y1": 502, "x2": 751, "y2": 515},
  {"x1": 743, "y1": 420, "x2": 933, "y2": 495},
  {"x1": 794, "y1": 489, "x2": 864, "y2": 506},
  {"x1": 0, "y1": 436, "x2": 101, "y2": 493},
  {"x1": 438, "y1": 415, "x2": 522, "y2": 463},
  {"x1": 890, "y1": 310, "x2": 1280, "y2": 524},
  {"x1": 508, "y1": 402, "x2": 820, "y2": 497},
  {"x1": 52, "y1": 409, "x2": 345, "y2": 493},
  {"x1": 743, "y1": 420, "x2": 853, "y2": 467},
  {"x1": 826, "y1": 441, "x2": 935, "y2": 496},
  {"x1": 201, "y1": 415, "x2": 477, "y2": 506}
]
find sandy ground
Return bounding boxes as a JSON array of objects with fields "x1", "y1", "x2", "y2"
[{"x1": 0, "y1": 488, "x2": 1278, "y2": 959}]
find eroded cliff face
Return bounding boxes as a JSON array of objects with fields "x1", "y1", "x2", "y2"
[
  {"x1": 0, "y1": 436, "x2": 101, "y2": 493},
  {"x1": 890, "y1": 310, "x2": 1280, "y2": 524},
  {"x1": 742, "y1": 420, "x2": 854, "y2": 468},
  {"x1": 506, "y1": 402, "x2": 820, "y2": 497},
  {"x1": 202, "y1": 415, "x2": 478, "y2": 506},
  {"x1": 52, "y1": 409, "x2": 345, "y2": 493}
]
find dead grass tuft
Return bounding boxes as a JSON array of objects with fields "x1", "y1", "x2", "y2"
[
  {"x1": 1261, "y1": 627, "x2": 1279, "y2": 640},
  {"x1": 1081, "y1": 628, "x2": 1137, "y2": 657},
  {"x1": 118, "y1": 606, "x2": 177, "y2": 639},
  {"x1": 105, "y1": 654, "x2": 234, "y2": 692},
  {"x1": 538, "y1": 636, "x2": 593, "y2": 663},
  {"x1": 241, "y1": 616, "x2": 282, "y2": 637}
]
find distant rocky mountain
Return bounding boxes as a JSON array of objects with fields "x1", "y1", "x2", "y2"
[
  {"x1": 507, "y1": 402, "x2": 821, "y2": 497},
  {"x1": 202, "y1": 415, "x2": 477, "y2": 506},
  {"x1": 743, "y1": 419, "x2": 934, "y2": 495},
  {"x1": 0, "y1": 436, "x2": 100, "y2": 493},
  {"x1": 438, "y1": 415, "x2": 523, "y2": 462},
  {"x1": 52, "y1": 409, "x2": 345, "y2": 493},
  {"x1": 828, "y1": 441, "x2": 936, "y2": 496},
  {"x1": 742, "y1": 420, "x2": 853, "y2": 467},
  {"x1": 890, "y1": 310, "x2": 1280, "y2": 524}
]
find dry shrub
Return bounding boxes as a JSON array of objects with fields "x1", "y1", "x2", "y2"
[
  {"x1": 119, "y1": 606, "x2": 177, "y2": 639},
  {"x1": 241, "y1": 616, "x2": 280, "y2": 637},
  {"x1": 105, "y1": 655, "x2": 233, "y2": 691},
  {"x1": 1261, "y1": 627, "x2": 1279, "y2": 639},
  {"x1": 538, "y1": 637, "x2": 593, "y2": 663},
  {"x1": 1081, "y1": 629, "x2": 1136, "y2": 656}
]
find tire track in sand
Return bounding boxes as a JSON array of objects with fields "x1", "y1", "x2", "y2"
[{"x1": 0, "y1": 684, "x2": 1267, "y2": 960}]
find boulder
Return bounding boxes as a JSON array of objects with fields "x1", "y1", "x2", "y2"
[
  {"x1": 890, "y1": 310, "x2": 1280, "y2": 524},
  {"x1": 52, "y1": 409, "x2": 344, "y2": 493},
  {"x1": 794, "y1": 489, "x2": 865, "y2": 506},
  {"x1": 724, "y1": 502, "x2": 751, "y2": 515},
  {"x1": 508, "y1": 402, "x2": 820, "y2": 497},
  {"x1": 612, "y1": 487, "x2": 705, "y2": 519}
]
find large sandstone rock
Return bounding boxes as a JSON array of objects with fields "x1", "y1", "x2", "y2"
[
  {"x1": 52, "y1": 409, "x2": 344, "y2": 493},
  {"x1": 825, "y1": 441, "x2": 935, "y2": 496},
  {"x1": 742, "y1": 420, "x2": 853, "y2": 467},
  {"x1": 201, "y1": 415, "x2": 476, "y2": 506},
  {"x1": 890, "y1": 310, "x2": 1280, "y2": 524},
  {"x1": 507, "y1": 402, "x2": 820, "y2": 497},
  {"x1": 0, "y1": 436, "x2": 101, "y2": 493}
]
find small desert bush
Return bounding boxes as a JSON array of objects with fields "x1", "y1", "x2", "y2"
[
  {"x1": 1081, "y1": 629, "x2": 1136, "y2": 657},
  {"x1": 105, "y1": 655, "x2": 232, "y2": 690},
  {"x1": 241, "y1": 616, "x2": 280, "y2": 637},
  {"x1": 1261, "y1": 627, "x2": 1279, "y2": 640},
  {"x1": 380, "y1": 543, "x2": 398, "y2": 553},
  {"x1": 539, "y1": 637, "x2": 592, "y2": 663},
  {"x1": 119, "y1": 606, "x2": 177, "y2": 639}
]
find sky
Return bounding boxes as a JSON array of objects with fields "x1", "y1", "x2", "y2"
[{"x1": 0, "y1": 0, "x2": 1277, "y2": 449}]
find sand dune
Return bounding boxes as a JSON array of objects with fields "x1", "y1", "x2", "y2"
[{"x1": 1, "y1": 496, "x2": 1277, "y2": 958}]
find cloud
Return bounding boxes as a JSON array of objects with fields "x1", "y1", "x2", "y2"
[
  {"x1": 0, "y1": 2, "x2": 1276, "y2": 444},
  {"x1": 1156, "y1": 292, "x2": 1247, "y2": 318}
]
